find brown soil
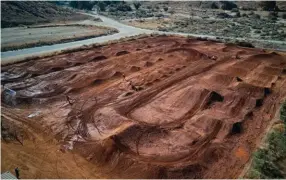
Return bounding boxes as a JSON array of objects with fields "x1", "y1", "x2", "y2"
[
  {"x1": 1, "y1": 111, "x2": 102, "y2": 179},
  {"x1": 2, "y1": 35, "x2": 286, "y2": 178}
]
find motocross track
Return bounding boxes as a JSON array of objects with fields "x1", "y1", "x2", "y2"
[{"x1": 2, "y1": 35, "x2": 286, "y2": 178}]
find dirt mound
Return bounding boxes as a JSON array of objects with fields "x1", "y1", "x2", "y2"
[
  {"x1": 2, "y1": 35, "x2": 286, "y2": 179},
  {"x1": 1, "y1": 1, "x2": 90, "y2": 28}
]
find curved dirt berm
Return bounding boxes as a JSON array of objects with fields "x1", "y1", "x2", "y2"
[{"x1": 2, "y1": 35, "x2": 286, "y2": 178}]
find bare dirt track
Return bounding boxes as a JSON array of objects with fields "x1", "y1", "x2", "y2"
[{"x1": 2, "y1": 35, "x2": 286, "y2": 178}]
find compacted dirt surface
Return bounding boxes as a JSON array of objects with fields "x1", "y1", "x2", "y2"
[{"x1": 2, "y1": 35, "x2": 286, "y2": 178}]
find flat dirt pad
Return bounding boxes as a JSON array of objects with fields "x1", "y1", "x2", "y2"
[
  {"x1": 1, "y1": 25, "x2": 117, "y2": 51},
  {"x1": 2, "y1": 35, "x2": 286, "y2": 178}
]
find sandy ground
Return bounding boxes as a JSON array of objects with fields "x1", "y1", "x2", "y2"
[
  {"x1": 1, "y1": 24, "x2": 117, "y2": 51},
  {"x1": 2, "y1": 35, "x2": 286, "y2": 178},
  {"x1": 1, "y1": 108, "x2": 103, "y2": 179}
]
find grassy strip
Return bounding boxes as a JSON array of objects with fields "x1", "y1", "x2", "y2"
[{"x1": 247, "y1": 101, "x2": 286, "y2": 178}]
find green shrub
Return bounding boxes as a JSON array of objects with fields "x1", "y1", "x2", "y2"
[
  {"x1": 231, "y1": 8, "x2": 239, "y2": 12},
  {"x1": 99, "y1": 2, "x2": 108, "y2": 11},
  {"x1": 252, "y1": 149, "x2": 282, "y2": 178},
  {"x1": 247, "y1": 100, "x2": 286, "y2": 179},
  {"x1": 220, "y1": 1, "x2": 237, "y2": 10},
  {"x1": 155, "y1": 13, "x2": 164, "y2": 18},
  {"x1": 268, "y1": 131, "x2": 286, "y2": 158},
  {"x1": 133, "y1": 2, "x2": 141, "y2": 10},
  {"x1": 268, "y1": 11, "x2": 278, "y2": 21},
  {"x1": 169, "y1": 10, "x2": 175, "y2": 15},
  {"x1": 242, "y1": 13, "x2": 247, "y2": 17},
  {"x1": 135, "y1": 9, "x2": 153, "y2": 18},
  {"x1": 241, "y1": 6, "x2": 256, "y2": 11},
  {"x1": 210, "y1": 2, "x2": 219, "y2": 9},
  {"x1": 235, "y1": 12, "x2": 241, "y2": 18},
  {"x1": 70, "y1": 1, "x2": 95, "y2": 10},
  {"x1": 260, "y1": 1, "x2": 276, "y2": 11},
  {"x1": 254, "y1": 30, "x2": 261, "y2": 34},
  {"x1": 234, "y1": 41, "x2": 255, "y2": 48},
  {"x1": 248, "y1": 130, "x2": 286, "y2": 178},
  {"x1": 116, "y1": 4, "x2": 132, "y2": 11},
  {"x1": 280, "y1": 101, "x2": 286, "y2": 125},
  {"x1": 158, "y1": 26, "x2": 168, "y2": 31},
  {"x1": 146, "y1": 5, "x2": 152, "y2": 9},
  {"x1": 108, "y1": 7, "x2": 116, "y2": 12},
  {"x1": 253, "y1": 14, "x2": 260, "y2": 19},
  {"x1": 163, "y1": 6, "x2": 168, "y2": 12}
]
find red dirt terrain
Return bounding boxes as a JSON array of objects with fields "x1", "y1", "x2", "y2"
[{"x1": 2, "y1": 35, "x2": 286, "y2": 178}]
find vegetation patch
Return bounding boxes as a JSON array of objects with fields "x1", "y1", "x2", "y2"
[
  {"x1": 1, "y1": 1, "x2": 90, "y2": 28},
  {"x1": 280, "y1": 101, "x2": 286, "y2": 125},
  {"x1": 246, "y1": 101, "x2": 286, "y2": 179}
]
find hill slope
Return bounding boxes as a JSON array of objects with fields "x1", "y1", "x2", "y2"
[{"x1": 1, "y1": 1, "x2": 89, "y2": 28}]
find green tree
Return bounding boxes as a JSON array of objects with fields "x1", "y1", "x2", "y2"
[
  {"x1": 260, "y1": 1, "x2": 277, "y2": 11},
  {"x1": 220, "y1": 1, "x2": 237, "y2": 10},
  {"x1": 70, "y1": 1, "x2": 79, "y2": 9},
  {"x1": 97, "y1": 1, "x2": 106, "y2": 11},
  {"x1": 70, "y1": 1, "x2": 94, "y2": 10}
]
